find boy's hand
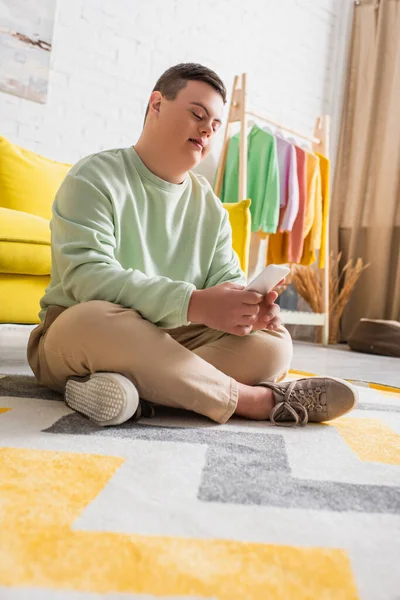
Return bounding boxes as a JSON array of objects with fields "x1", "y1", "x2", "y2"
[
  {"x1": 251, "y1": 290, "x2": 282, "y2": 331},
  {"x1": 251, "y1": 277, "x2": 284, "y2": 331},
  {"x1": 187, "y1": 282, "x2": 263, "y2": 336}
]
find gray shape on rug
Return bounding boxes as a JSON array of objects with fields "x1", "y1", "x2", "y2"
[
  {"x1": 199, "y1": 447, "x2": 400, "y2": 514},
  {"x1": 44, "y1": 413, "x2": 400, "y2": 515},
  {"x1": 44, "y1": 414, "x2": 290, "y2": 472},
  {"x1": 0, "y1": 374, "x2": 62, "y2": 401}
]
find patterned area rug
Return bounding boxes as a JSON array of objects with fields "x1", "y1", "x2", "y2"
[{"x1": 1, "y1": 371, "x2": 399, "y2": 600}]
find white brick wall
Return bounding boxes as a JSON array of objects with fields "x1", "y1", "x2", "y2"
[{"x1": 0, "y1": 0, "x2": 351, "y2": 181}]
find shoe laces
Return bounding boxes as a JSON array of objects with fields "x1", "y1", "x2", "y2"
[{"x1": 268, "y1": 380, "x2": 322, "y2": 427}]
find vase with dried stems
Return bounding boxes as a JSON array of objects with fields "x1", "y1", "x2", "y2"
[{"x1": 288, "y1": 252, "x2": 370, "y2": 344}]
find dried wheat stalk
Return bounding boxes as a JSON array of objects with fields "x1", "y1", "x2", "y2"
[{"x1": 290, "y1": 253, "x2": 369, "y2": 343}]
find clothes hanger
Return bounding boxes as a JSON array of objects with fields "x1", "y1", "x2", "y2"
[
  {"x1": 287, "y1": 134, "x2": 310, "y2": 151},
  {"x1": 246, "y1": 118, "x2": 258, "y2": 131}
]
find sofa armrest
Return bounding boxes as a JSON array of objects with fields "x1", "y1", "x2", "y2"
[
  {"x1": 0, "y1": 206, "x2": 50, "y2": 245},
  {"x1": 0, "y1": 207, "x2": 51, "y2": 275}
]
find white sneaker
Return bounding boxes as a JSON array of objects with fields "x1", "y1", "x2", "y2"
[{"x1": 65, "y1": 372, "x2": 140, "y2": 426}]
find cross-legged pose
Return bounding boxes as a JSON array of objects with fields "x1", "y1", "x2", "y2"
[{"x1": 28, "y1": 63, "x2": 357, "y2": 427}]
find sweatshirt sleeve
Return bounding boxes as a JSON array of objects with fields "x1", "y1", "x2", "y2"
[
  {"x1": 218, "y1": 136, "x2": 239, "y2": 204},
  {"x1": 52, "y1": 174, "x2": 195, "y2": 328},
  {"x1": 261, "y1": 139, "x2": 280, "y2": 233},
  {"x1": 203, "y1": 208, "x2": 246, "y2": 288}
]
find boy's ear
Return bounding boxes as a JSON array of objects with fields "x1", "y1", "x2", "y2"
[{"x1": 149, "y1": 91, "x2": 162, "y2": 115}]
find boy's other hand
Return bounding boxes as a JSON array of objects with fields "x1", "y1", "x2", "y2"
[
  {"x1": 250, "y1": 290, "x2": 282, "y2": 332},
  {"x1": 187, "y1": 282, "x2": 263, "y2": 336}
]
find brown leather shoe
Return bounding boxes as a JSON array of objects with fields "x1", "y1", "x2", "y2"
[{"x1": 259, "y1": 377, "x2": 358, "y2": 427}]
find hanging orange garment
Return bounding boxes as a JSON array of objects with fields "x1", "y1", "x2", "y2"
[
  {"x1": 316, "y1": 153, "x2": 330, "y2": 268},
  {"x1": 300, "y1": 152, "x2": 322, "y2": 266},
  {"x1": 302, "y1": 152, "x2": 319, "y2": 238},
  {"x1": 286, "y1": 146, "x2": 307, "y2": 263},
  {"x1": 266, "y1": 229, "x2": 288, "y2": 264}
]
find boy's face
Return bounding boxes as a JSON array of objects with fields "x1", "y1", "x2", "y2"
[{"x1": 150, "y1": 79, "x2": 224, "y2": 171}]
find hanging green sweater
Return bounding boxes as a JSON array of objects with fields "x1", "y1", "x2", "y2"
[{"x1": 218, "y1": 125, "x2": 280, "y2": 233}]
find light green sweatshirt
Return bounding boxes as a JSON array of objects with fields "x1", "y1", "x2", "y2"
[
  {"x1": 39, "y1": 146, "x2": 245, "y2": 327},
  {"x1": 218, "y1": 125, "x2": 280, "y2": 233}
]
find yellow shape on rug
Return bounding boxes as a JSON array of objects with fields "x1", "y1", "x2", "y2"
[
  {"x1": 332, "y1": 417, "x2": 400, "y2": 465},
  {"x1": 0, "y1": 447, "x2": 359, "y2": 599},
  {"x1": 371, "y1": 383, "x2": 400, "y2": 398},
  {"x1": 0, "y1": 408, "x2": 10, "y2": 415}
]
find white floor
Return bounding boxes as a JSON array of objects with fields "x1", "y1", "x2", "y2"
[{"x1": 0, "y1": 324, "x2": 399, "y2": 387}]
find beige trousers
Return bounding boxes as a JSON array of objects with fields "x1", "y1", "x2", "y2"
[{"x1": 27, "y1": 301, "x2": 293, "y2": 424}]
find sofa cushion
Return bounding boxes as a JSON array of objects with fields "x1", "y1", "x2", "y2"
[
  {"x1": 0, "y1": 135, "x2": 71, "y2": 221},
  {"x1": 222, "y1": 199, "x2": 251, "y2": 275},
  {"x1": 0, "y1": 207, "x2": 51, "y2": 275},
  {"x1": 0, "y1": 274, "x2": 49, "y2": 324}
]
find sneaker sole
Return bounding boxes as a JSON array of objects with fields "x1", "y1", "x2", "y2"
[{"x1": 65, "y1": 372, "x2": 139, "y2": 426}]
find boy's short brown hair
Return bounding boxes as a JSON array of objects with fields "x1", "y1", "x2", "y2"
[{"x1": 144, "y1": 63, "x2": 227, "y2": 124}]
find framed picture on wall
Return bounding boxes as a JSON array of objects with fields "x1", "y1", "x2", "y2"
[{"x1": 0, "y1": 0, "x2": 57, "y2": 103}]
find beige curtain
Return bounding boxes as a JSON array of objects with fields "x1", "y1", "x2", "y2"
[{"x1": 331, "y1": 0, "x2": 400, "y2": 340}]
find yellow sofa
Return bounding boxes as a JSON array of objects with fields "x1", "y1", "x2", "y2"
[{"x1": 0, "y1": 135, "x2": 251, "y2": 324}]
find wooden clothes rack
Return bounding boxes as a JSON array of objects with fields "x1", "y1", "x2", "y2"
[{"x1": 214, "y1": 73, "x2": 331, "y2": 346}]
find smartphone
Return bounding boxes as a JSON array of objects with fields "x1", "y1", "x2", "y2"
[{"x1": 245, "y1": 264, "x2": 290, "y2": 295}]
